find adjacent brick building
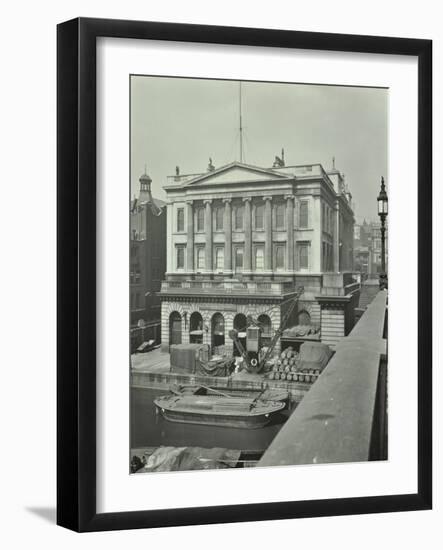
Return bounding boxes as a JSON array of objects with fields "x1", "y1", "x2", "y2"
[{"x1": 130, "y1": 171, "x2": 166, "y2": 346}]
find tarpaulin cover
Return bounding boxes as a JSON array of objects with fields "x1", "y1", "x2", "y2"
[
  {"x1": 282, "y1": 324, "x2": 321, "y2": 338},
  {"x1": 144, "y1": 446, "x2": 242, "y2": 472},
  {"x1": 298, "y1": 341, "x2": 333, "y2": 372},
  {"x1": 170, "y1": 344, "x2": 203, "y2": 373},
  {"x1": 195, "y1": 358, "x2": 232, "y2": 377}
]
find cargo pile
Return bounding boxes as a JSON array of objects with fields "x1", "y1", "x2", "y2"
[{"x1": 266, "y1": 346, "x2": 321, "y2": 383}]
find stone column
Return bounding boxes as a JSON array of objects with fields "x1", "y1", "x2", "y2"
[
  {"x1": 264, "y1": 196, "x2": 273, "y2": 272},
  {"x1": 223, "y1": 198, "x2": 232, "y2": 272},
  {"x1": 243, "y1": 197, "x2": 252, "y2": 274},
  {"x1": 285, "y1": 194, "x2": 295, "y2": 272},
  {"x1": 334, "y1": 200, "x2": 340, "y2": 272},
  {"x1": 204, "y1": 199, "x2": 213, "y2": 272},
  {"x1": 186, "y1": 200, "x2": 194, "y2": 272}
]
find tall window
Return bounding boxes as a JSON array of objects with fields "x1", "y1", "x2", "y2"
[
  {"x1": 275, "y1": 204, "x2": 285, "y2": 229},
  {"x1": 275, "y1": 245, "x2": 285, "y2": 270},
  {"x1": 176, "y1": 246, "x2": 185, "y2": 270},
  {"x1": 215, "y1": 207, "x2": 224, "y2": 231},
  {"x1": 298, "y1": 242, "x2": 309, "y2": 270},
  {"x1": 234, "y1": 205, "x2": 244, "y2": 230},
  {"x1": 196, "y1": 247, "x2": 205, "y2": 270},
  {"x1": 255, "y1": 204, "x2": 264, "y2": 229},
  {"x1": 215, "y1": 247, "x2": 224, "y2": 270},
  {"x1": 234, "y1": 247, "x2": 244, "y2": 271},
  {"x1": 196, "y1": 207, "x2": 205, "y2": 232},
  {"x1": 255, "y1": 246, "x2": 264, "y2": 271},
  {"x1": 177, "y1": 208, "x2": 184, "y2": 232},
  {"x1": 299, "y1": 201, "x2": 309, "y2": 228}
]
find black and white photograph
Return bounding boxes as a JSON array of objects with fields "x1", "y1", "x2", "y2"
[
  {"x1": 129, "y1": 76, "x2": 389, "y2": 474},
  {"x1": 1, "y1": 2, "x2": 436, "y2": 544}
]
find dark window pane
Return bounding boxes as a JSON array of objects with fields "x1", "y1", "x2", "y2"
[
  {"x1": 235, "y1": 206, "x2": 244, "y2": 230},
  {"x1": 276, "y1": 204, "x2": 285, "y2": 228},
  {"x1": 197, "y1": 208, "x2": 205, "y2": 231},
  {"x1": 255, "y1": 205, "x2": 264, "y2": 229},
  {"x1": 177, "y1": 208, "x2": 184, "y2": 232},
  {"x1": 177, "y1": 247, "x2": 185, "y2": 269},
  {"x1": 276, "y1": 246, "x2": 285, "y2": 269},
  {"x1": 299, "y1": 201, "x2": 309, "y2": 228},
  {"x1": 215, "y1": 207, "x2": 224, "y2": 230},
  {"x1": 235, "y1": 248, "x2": 244, "y2": 269}
]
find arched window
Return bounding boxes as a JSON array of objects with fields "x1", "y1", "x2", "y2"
[
  {"x1": 258, "y1": 314, "x2": 272, "y2": 347},
  {"x1": 297, "y1": 310, "x2": 311, "y2": 326},
  {"x1": 234, "y1": 313, "x2": 247, "y2": 332},
  {"x1": 169, "y1": 312, "x2": 182, "y2": 347},
  {"x1": 211, "y1": 313, "x2": 225, "y2": 350},
  {"x1": 233, "y1": 313, "x2": 247, "y2": 357},
  {"x1": 189, "y1": 312, "x2": 203, "y2": 344},
  {"x1": 258, "y1": 314, "x2": 272, "y2": 336}
]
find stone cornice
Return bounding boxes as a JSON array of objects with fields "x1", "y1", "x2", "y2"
[{"x1": 315, "y1": 295, "x2": 352, "y2": 308}]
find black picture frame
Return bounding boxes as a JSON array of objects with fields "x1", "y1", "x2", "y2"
[{"x1": 57, "y1": 17, "x2": 432, "y2": 532}]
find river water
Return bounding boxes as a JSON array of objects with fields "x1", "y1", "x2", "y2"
[{"x1": 131, "y1": 387, "x2": 292, "y2": 452}]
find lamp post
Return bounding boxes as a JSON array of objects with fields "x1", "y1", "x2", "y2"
[{"x1": 377, "y1": 177, "x2": 388, "y2": 290}]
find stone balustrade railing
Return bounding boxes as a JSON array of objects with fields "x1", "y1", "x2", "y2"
[{"x1": 160, "y1": 279, "x2": 296, "y2": 295}]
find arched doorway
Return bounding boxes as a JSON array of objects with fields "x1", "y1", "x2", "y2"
[
  {"x1": 169, "y1": 312, "x2": 182, "y2": 348},
  {"x1": 258, "y1": 314, "x2": 272, "y2": 347},
  {"x1": 211, "y1": 313, "x2": 225, "y2": 352},
  {"x1": 233, "y1": 313, "x2": 247, "y2": 356},
  {"x1": 297, "y1": 310, "x2": 311, "y2": 326},
  {"x1": 189, "y1": 312, "x2": 203, "y2": 344}
]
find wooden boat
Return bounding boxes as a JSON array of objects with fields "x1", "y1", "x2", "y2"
[
  {"x1": 154, "y1": 391, "x2": 285, "y2": 429},
  {"x1": 169, "y1": 383, "x2": 289, "y2": 406}
]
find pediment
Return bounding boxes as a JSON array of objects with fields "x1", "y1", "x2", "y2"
[{"x1": 185, "y1": 162, "x2": 292, "y2": 187}]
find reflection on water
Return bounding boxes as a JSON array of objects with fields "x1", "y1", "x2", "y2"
[{"x1": 131, "y1": 387, "x2": 292, "y2": 451}]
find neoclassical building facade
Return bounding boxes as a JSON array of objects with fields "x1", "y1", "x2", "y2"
[{"x1": 159, "y1": 160, "x2": 355, "y2": 353}]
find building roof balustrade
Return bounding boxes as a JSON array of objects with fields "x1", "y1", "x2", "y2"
[{"x1": 159, "y1": 279, "x2": 296, "y2": 296}]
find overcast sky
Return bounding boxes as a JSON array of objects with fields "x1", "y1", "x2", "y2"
[{"x1": 131, "y1": 76, "x2": 388, "y2": 223}]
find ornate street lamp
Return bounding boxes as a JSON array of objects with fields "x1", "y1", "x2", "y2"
[{"x1": 377, "y1": 177, "x2": 388, "y2": 289}]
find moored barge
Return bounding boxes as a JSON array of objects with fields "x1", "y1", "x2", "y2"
[{"x1": 154, "y1": 393, "x2": 285, "y2": 429}]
